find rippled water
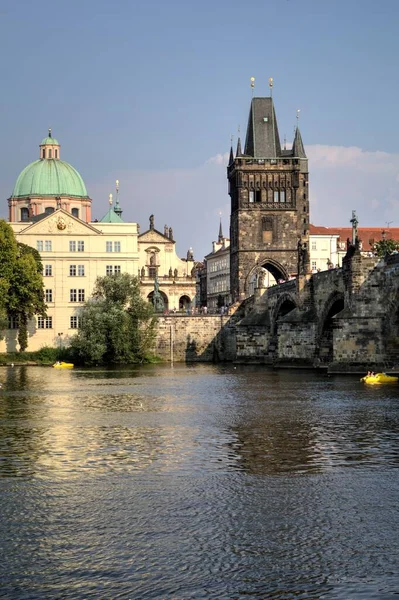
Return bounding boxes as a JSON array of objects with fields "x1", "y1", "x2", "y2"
[{"x1": 1, "y1": 364, "x2": 399, "y2": 599}]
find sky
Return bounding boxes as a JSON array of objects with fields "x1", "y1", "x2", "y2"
[{"x1": 1, "y1": 0, "x2": 399, "y2": 260}]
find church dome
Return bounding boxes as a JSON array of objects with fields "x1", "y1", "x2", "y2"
[
  {"x1": 41, "y1": 135, "x2": 60, "y2": 145},
  {"x1": 12, "y1": 159, "x2": 88, "y2": 198}
]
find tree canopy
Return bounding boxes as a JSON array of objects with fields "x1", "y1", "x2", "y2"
[
  {"x1": 0, "y1": 220, "x2": 46, "y2": 350},
  {"x1": 70, "y1": 273, "x2": 156, "y2": 365},
  {"x1": 372, "y1": 238, "x2": 399, "y2": 258}
]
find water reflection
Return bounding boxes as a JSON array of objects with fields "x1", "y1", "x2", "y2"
[{"x1": 1, "y1": 365, "x2": 399, "y2": 598}]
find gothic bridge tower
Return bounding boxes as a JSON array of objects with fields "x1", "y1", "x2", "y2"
[{"x1": 228, "y1": 95, "x2": 309, "y2": 302}]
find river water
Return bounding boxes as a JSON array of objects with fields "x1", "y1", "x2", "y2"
[{"x1": 1, "y1": 364, "x2": 399, "y2": 599}]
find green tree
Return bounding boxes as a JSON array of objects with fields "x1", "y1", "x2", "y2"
[
  {"x1": 373, "y1": 238, "x2": 399, "y2": 258},
  {"x1": 70, "y1": 273, "x2": 156, "y2": 365},
  {"x1": 0, "y1": 220, "x2": 46, "y2": 349}
]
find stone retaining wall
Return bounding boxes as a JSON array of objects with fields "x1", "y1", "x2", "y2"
[{"x1": 153, "y1": 315, "x2": 236, "y2": 362}]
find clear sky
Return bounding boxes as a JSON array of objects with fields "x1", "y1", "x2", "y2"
[{"x1": 1, "y1": 0, "x2": 399, "y2": 260}]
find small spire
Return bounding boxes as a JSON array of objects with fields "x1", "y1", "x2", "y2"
[
  {"x1": 218, "y1": 215, "x2": 223, "y2": 243},
  {"x1": 236, "y1": 137, "x2": 242, "y2": 157},
  {"x1": 292, "y1": 125, "x2": 306, "y2": 158},
  {"x1": 228, "y1": 145, "x2": 234, "y2": 165},
  {"x1": 114, "y1": 179, "x2": 123, "y2": 218}
]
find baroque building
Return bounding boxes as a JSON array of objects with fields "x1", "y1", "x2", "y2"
[
  {"x1": 1, "y1": 132, "x2": 196, "y2": 352},
  {"x1": 227, "y1": 95, "x2": 309, "y2": 302}
]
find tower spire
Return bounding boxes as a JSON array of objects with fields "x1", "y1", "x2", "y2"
[
  {"x1": 114, "y1": 179, "x2": 123, "y2": 217},
  {"x1": 218, "y1": 215, "x2": 223, "y2": 242},
  {"x1": 292, "y1": 111, "x2": 306, "y2": 159}
]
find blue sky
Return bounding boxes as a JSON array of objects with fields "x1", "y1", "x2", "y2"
[{"x1": 1, "y1": 0, "x2": 399, "y2": 259}]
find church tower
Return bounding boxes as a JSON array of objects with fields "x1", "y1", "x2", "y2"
[{"x1": 228, "y1": 92, "x2": 309, "y2": 302}]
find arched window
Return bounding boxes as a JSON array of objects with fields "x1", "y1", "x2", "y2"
[
  {"x1": 48, "y1": 149, "x2": 52, "y2": 159},
  {"x1": 45, "y1": 207, "x2": 54, "y2": 215},
  {"x1": 42, "y1": 149, "x2": 45, "y2": 159},
  {"x1": 21, "y1": 207, "x2": 29, "y2": 222},
  {"x1": 55, "y1": 149, "x2": 58, "y2": 159},
  {"x1": 71, "y1": 208, "x2": 79, "y2": 218}
]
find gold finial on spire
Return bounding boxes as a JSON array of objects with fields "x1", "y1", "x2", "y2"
[
  {"x1": 109, "y1": 193, "x2": 113, "y2": 206},
  {"x1": 269, "y1": 77, "x2": 274, "y2": 97},
  {"x1": 296, "y1": 109, "x2": 300, "y2": 125},
  {"x1": 250, "y1": 77, "x2": 255, "y2": 97},
  {"x1": 116, "y1": 179, "x2": 119, "y2": 192},
  {"x1": 48, "y1": 127, "x2": 52, "y2": 138}
]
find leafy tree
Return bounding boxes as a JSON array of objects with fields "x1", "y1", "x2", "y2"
[
  {"x1": 0, "y1": 220, "x2": 46, "y2": 349},
  {"x1": 70, "y1": 273, "x2": 156, "y2": 365},
  {"x1": 373, "y1": 239, "x2": 399, "y2": 258}
]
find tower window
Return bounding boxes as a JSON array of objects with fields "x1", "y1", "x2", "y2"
[
  {"x1": 45, "y1": 207, "x2": 54, "y2": 214},
  {"x1": 280, "y1": 190, "x2": 285, "y2": 203},
  {"x1": 255, "y1": 190, "x2": 261, "y2": 202},
  {"x1": 21, "y1": 207, "x2": 29, "y2": 222},
  {"x1": 42, "y1": 149, "x2": 45, "y2": 159},
  {"x1": 48, "y1": 149, "x2": 52, "y2": 159},
  {"x1": 262, "y1": 216, "x2": 273, "y2": 244},
  {"x1": 71, "y1": 208, "x2": 79, "y2": 218},
  {"x1": 249, "y1": 190, "x2": 254, "y2": 203},
  {"x1": 55, "y1": 149, "x2": 58, "y2": 159},
  {"x1": 274, "y1": 191, "x2": 279, "y2": 203}
]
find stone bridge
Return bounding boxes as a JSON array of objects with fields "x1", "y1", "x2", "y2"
[
  {"x1": 236, "y1": 248, "x2": 399, "y2": 369},
  {"x1": 153, "y1": 249, "x2": 399, "y2": 371}
]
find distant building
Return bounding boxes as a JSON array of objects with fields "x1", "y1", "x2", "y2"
[
  {"x1": 309, "y1": 225, "x2": 399, "y2": 271},
  {"x1": 227, "y1": 92, "x2": 309, "y2": 302},
  {"x1": 138, "y1": 216, "x2": 196, "y2": 313},
  {"x1": 204, "y1": 220, "x2": 231, "y2": 311}
]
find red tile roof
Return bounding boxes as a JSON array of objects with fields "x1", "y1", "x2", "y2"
[{"x1": 309, "y1": 225, "x2": 399, "y2": 251}]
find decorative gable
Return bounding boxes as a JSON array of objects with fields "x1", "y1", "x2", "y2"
[{"x1": 17, "y1": 210, "x2": 101, "y2": 236}]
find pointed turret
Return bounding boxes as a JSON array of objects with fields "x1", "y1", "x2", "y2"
[
  {"x1": 244, "y1": 97, "x2": 281, "y2": 158},
  {"x1": 236, "y1": 137, "x2": 242, "y2": 157},
  {"x1": 228, "y1": 146, "x2": 234, "y2": 166},
  {"x1": 292, "y1": 127, "x2": 306, "y2": 158},
  {"x1": 218, "y1": 218, "x2": 223, "y2": 243}
]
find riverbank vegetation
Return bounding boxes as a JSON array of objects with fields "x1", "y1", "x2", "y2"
[
  {"x1": 68, "y1": 273, "x2": 157, "y2": 365},
  {"x1": 0, "y1": 220, "x2": 46, "y2": 351}
]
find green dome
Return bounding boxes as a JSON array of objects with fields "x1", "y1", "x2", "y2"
[
  {"x1": 41, "y1": 135, "x2": 59, "y2": 145},
  {"x1": 12, "y1": 159, "x2": 88, "y2": 198}
]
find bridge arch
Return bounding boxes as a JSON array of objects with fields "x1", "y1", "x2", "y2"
[
  {"x1": 245, "y1": 258, "x2": 289, "y2": 297},
  {"x1": 271, "y1": 293, "x2": 298, "y2": 335},
  {"x1": 316, "y1": 291, "x2": 345, "y2": 363}
]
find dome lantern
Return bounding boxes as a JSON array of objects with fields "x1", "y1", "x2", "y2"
[{"x1": 40, "y1": 128, "x2": 60, "y2": 160}]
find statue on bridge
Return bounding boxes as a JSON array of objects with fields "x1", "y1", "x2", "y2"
[{"x1": 297, "y1": 240, "x2": 309, "y2": 275}]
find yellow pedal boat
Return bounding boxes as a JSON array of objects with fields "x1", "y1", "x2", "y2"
[
  {"x1": 53, "y1": 362, "x2": 74, "y2": 369},
  {"x1": 360, "y1": 372, "x2": 398, "y2": 384}
]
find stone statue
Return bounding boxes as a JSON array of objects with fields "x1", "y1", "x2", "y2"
[
  {"x1": 297, "y1": 239, "x2": 308, "y2": 274},
  {"x1": 141, "y1": 266, "x2": 145, "y2": 277},
  {"x1": 169, "y1": 267, "x2": 173, "y2": 278},
  {"x1": 174, "y1": 268, "x2": 178, "y2": 278},
  {"x1": 153, "y1": 275, "x2": 164, "y2": 313},
  {"x1": 149, "y1": 214, "x2": 154, "y2": 230}
]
